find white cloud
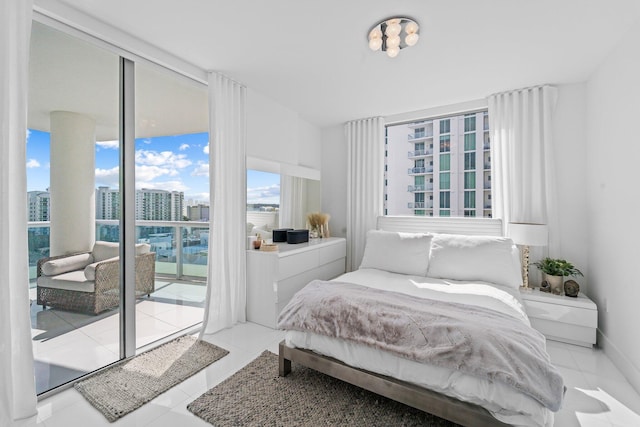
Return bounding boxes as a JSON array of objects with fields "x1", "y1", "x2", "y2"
[
  {"x1": 135, "y1": 164, "x2": 179, "y2": 181},
  {"x1": 135, "y1": 149, "x2": 192, "y2": 169},
  {"x1": 184, "y1": 192, "x2": 211, "y2": 204},
  {"x1": 95, "y1": 166, "x2": 120, "y2": 187},
  {"x1": 26, "y1": 159, "x2": 40, "y2": 168},
  {"x1": 179, "y1": 143, "x2": 190, "y2": 151},
  {"x1": 247, "y1": 184, "x2": 280, "y2": 204},
  {"x1": 203, "y1": 143, "x2": 209, "y2": 155},
  {"x1": 96, "y1": 140, "x2": 119, "y2": 149},
  {"x1": 136, "y1": 180, "x2": 189, "y2": 192},
  {"x1": 191, "y1": 161, "x2": 209, "y2": 177}
]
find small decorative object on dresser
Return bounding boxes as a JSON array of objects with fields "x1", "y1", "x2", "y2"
[
  {"x1": 306, "y1": 212, "x2": 331, "y2": 238},
  {"x1": 533, "y1": 257, "x2": 583, "y2": 295},
  {"x1": 564, "y1": 279, "x2": 580, "y2": 297}
]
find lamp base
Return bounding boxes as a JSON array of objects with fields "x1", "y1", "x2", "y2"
[{"x1": 520, "y1": 245, "x2": 531, "y2": 288}]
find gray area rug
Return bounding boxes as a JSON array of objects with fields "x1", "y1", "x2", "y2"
[
  {"x1": 75, "y1": 335, "x2": 228, "y2": 422},
  {"x1": 187, "y1": 351, "x2": 460, "y2": 426}
]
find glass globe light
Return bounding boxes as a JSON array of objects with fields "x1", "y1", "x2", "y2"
[
  {"x1": 386, "y1": 36, "x2": 401, "y2": 49},
  {"x1": 385, "y1": 22, "x2": 402, "y2": 37},
  {"x1": 369, "y1": 27, "x2": 382, "y2": 41},
  {"x1": 405, "y1": 21, "x2": 419, "y2": 35},
  {"x1": 386, "y1": 46, "x2": 400, "y2": 58},
  {"x1": 386, "y1": 18, "x2": 401, "y2": 26},
  {"x1": 405, "y1": 32, "x2": 419, "y2": 47},
  {"x1": 369, "y1": 37, "x2": 383, "y2": 51}
]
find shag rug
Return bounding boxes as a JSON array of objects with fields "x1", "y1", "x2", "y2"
[
  {"x1": 75, "y1": 335, "x2": 228, "y2": 422},
  {"x1": 187, "y1": 351, "x2": 459, "y2": 427}
]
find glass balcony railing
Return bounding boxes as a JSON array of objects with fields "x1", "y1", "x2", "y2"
[
  {"x1": 407, "y1": 149, "x2": 433, "y2": 158},
  {"x1": 408, "y1": 202, "x2": 433, "y2": 209},
  {"x1": 28, "y1": 220, "x2": 211, "y2": 284},
  {"x1": 407, "y1": 184, "x2": 433, "y2": 192},
  {"x1": 408, "y1": 166, "x2": 434, "y2": 174}
]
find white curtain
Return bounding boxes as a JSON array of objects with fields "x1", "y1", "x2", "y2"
[
  {"x1": 488, "y1": 85, "x2": 560, "y2": 254},
  {"x1": 345, "y1": 117, "x2": 385, "y2": 271},
  {"x1": 279, "y1": 175, "x2": 307, "y2": 229},
  {"x1": 0, "y1": 0, "x2": 38, "y2": 423},
  {"x1": 200, "y1": 72, "x2": 247, "y2": 335}
]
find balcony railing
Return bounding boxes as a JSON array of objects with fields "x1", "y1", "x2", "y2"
[
  {"x1": 407, "y1": 132, "x2": 433, "y2": 141},
  {"x1": 408, "y1": 202, "x2": 434, "y2": 209},
  {"x1": 407, "y1": 149, "x2": 433, "y2": 158},
  {"x1": 408, "y1": 166, "x2": 434, "y2": 174},
  {"x1": 28, "y1": 219, "x2": 213, "y2": 283},
  {"x1": 408, "y1": 184, "x2": 433, "y2": 192}
]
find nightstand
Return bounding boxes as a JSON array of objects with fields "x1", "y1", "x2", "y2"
[{"x1": 519, "y1": 287, "x2": 597, "y2": 347}]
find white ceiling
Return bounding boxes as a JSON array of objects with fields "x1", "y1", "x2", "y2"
[{"x1": 45, "y1": 0, "x2": 640, "y2": 128}]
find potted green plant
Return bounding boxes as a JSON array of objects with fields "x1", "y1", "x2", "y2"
[{"x1": 533, "y1": 257, "x2": 583, "y2": 294}]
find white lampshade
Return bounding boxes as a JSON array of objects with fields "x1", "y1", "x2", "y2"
[{"x1": 508, "y1": 223, "x2": 548, "y2": 246}]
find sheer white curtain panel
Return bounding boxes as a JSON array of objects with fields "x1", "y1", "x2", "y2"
[
  {"x1": 345, "y1": 117, "x2": 384, "y2": 272},
  {"x1": 280, "y1": 175, "x2": 307, "y2": 229},
  {"x1": 0, "y1": 0, "x2": 38, "y2": 422},
  {"x1": 488, "y1": 85, "x2": 560, "y2": 254},
  {"x1": 200, "y1": 72, "x2": 247, "y2": 335}
]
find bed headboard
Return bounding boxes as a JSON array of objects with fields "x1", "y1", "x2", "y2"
[{"x1": 377, "y1": 216, "x2": 503, "y2": 237}]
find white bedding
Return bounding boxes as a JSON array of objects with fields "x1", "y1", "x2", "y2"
[{"x1": 284, "y1": 268, "x2": 554, "y2": 427}]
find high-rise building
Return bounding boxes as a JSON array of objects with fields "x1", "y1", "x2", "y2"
[
  {"x1": 27, "y1": 190, "x2": 50, "y2": 222},
  {"x1": 384, "y1": 111, "x2": 491, "y2": 217},
  {"x1": 187, "y1": 204, "x2": 210, "y2": 221},
  {"x1": 135, "y1": 188, "x2": 184, "y2": 221},
  {"x1": 95, "y1": 187, "x2": 184, "y2": 221},
  {"x1": 96, "y1": 186, "x2": 120, "y2": 220}
]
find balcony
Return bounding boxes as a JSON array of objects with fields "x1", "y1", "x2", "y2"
[
  {"x1": 28, "y1": 217, "x2": 277, "y2": 393},
  {"x1": 407, "y1": 132, "x2": 433, "y2": 141},
  {"x1": 408, "y1": 202, "x2": 434, "y2": 209},
  {"x1": 407, "y1": 149, "x2": 433, "y2": 158},
  {"x1": 408, "y1": 166, "x2": 434, "y2": 174},
  {"x1": 408, "y1": 184, "x2": 433, "y2": 192}
]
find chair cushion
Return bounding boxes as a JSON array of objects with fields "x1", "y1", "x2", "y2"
[
  {"x1": 92, "y1": 241, "x2": 120, "y2": 262},
  {"x1": 37, "y1": 270, "x2": 95, "y2": 293},
  {"x1": 41, "y1": 253, "x2": 94, "y2": 276},
  {"x1": 84, "y1": 256, "x2": 119, "y2": 281},
  {"x1": 135, "y1": 243, "x2": 151, "y2": 255}
]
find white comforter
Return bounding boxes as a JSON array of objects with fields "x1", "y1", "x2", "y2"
[{"x1": 284, "y1": 268, "x2": 555, "y2": 427}]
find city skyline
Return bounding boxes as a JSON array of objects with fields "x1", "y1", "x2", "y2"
[{"x1": 26, "y1": 129, "x2": 280, "y2": 205}]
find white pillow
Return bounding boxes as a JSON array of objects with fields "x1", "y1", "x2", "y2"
[
  {"x1": 359, "y1": 230, "x2": 432, "y2": 276},
  {"x1": 42, "y1": 253, "x2": 94, "y2": 276},
  {"x1": 92, "y1": 241, "x2": 120, "y2": 262},
  {"x1": 426, "y1": 233, "x2": 522, "y2": 288}
]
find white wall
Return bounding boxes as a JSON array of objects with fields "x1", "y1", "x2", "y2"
[
  {"x1": 586, "y1": 20, "x2": 640, "y2": 392},
  {"x1": 321, "y1": 124, "x2": 348, "y2": 237}
]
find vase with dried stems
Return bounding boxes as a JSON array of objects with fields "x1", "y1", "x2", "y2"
[{"x1": 306, "y1": 212, "x2": 331, "y2": 238}]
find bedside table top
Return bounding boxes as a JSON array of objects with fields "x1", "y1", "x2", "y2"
[{"x1": 519, "y1": 287, "x2": 597, "y2": 310}]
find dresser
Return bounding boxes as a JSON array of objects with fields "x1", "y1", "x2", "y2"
[
  {"x1": 246, "y1": 237, "x2": 347, "y2": 329},
  {"x1": 520, "y1": 287, "x2": 598, "y2": 347}
]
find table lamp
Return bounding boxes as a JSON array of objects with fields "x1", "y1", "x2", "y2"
[{"x1": 508, "y1": 223, "x2": 548, "y2": 288}]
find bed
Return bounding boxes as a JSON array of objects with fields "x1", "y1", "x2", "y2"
[{"x1": 277, "y1": 216, "x2": 564, "y2": 427}]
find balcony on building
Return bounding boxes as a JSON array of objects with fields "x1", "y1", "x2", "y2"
[
  {"x1": 407, "y1": 148, "x2": 434, "y2": 158},
  {"x1": 407, "y1": 202, "x2": 434, "y2": 209},
  {"x1": 408, "y1": 166, "x2": 434, "y2": 175},
  {"x1": 408, "y1": 184, "x2": 433, "y2": 192}
]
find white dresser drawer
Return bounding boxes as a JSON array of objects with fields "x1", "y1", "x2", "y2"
[
  {"x1": 278, "y1": 249, "x2": 319, "y2": 280},
  {"x1": 318, "y1": 240, "x2": 347, "y2": 265},
  {"x1": 523, "y1": 299, "x2": 597, "y2": 328}
]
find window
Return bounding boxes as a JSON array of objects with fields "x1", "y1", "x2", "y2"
[
  {"x1": 464, "y1": 133, "x2": 475, "y2": 151},
  {"x1": 440, "y1": 172, "x2": 450, "y2": 190},
  {"x1": 464, "y1": 152, "x2": 476, "y2": 170},
  {"x1": 440, "y1": 153, "x2": 450, "y2": 171},
  {"x1": 384, "y1": 110, "x2": 490, "y2": 218},
  {"x1": 439, "y1": 135, "x2": 450, "y2": 152},
  {"x1": 464, "y1": 172, "x2": 475, "y2": 189}
]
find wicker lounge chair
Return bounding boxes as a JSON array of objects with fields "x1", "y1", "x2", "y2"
[{"x1": 36, "y1": 241, "x2": 155, "y2": 315}]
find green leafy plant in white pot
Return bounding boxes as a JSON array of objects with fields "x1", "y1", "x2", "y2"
[{"x1": 533, "y1": 257, "x2": 583, "y2": 295}]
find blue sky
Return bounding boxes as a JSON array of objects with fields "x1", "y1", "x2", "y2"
[{"x1": 26, "y1": 129, "x2": 280, "y2": 205}]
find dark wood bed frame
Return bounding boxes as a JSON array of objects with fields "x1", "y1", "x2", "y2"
[{"x1": 279, "y1": 341, "x2": 511, "y2": 427}]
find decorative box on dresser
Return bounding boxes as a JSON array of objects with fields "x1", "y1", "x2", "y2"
[
  {"x1": 246, "y1": 237, "x2": 346, "y2": 329},
  {"x1": 520, "y1": 287, "x2": 598, "y2": 347}
]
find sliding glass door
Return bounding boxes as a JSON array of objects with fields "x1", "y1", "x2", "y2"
[
  {"x1": 28, "y1": 21, "x2": 122, "y2": 394},
  {"x1": 28, "y1": 19, "x2": 209, "y2": 395}
]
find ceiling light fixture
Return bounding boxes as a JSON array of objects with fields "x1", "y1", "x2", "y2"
[{"x1": 368, "y1": 17, "x2": 420, "y2": 58}]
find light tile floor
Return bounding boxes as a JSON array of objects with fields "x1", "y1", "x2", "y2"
[
  {"x1": 15, "y1": 323, "x2": 640, "y2": 427},
  {"x1": 30, "y1": 281, "x2": 206, "y2": 394}
]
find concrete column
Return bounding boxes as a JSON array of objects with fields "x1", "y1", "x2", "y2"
[{"x1": 50, "y1": 111, "x2": 96, "y2": 256}]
